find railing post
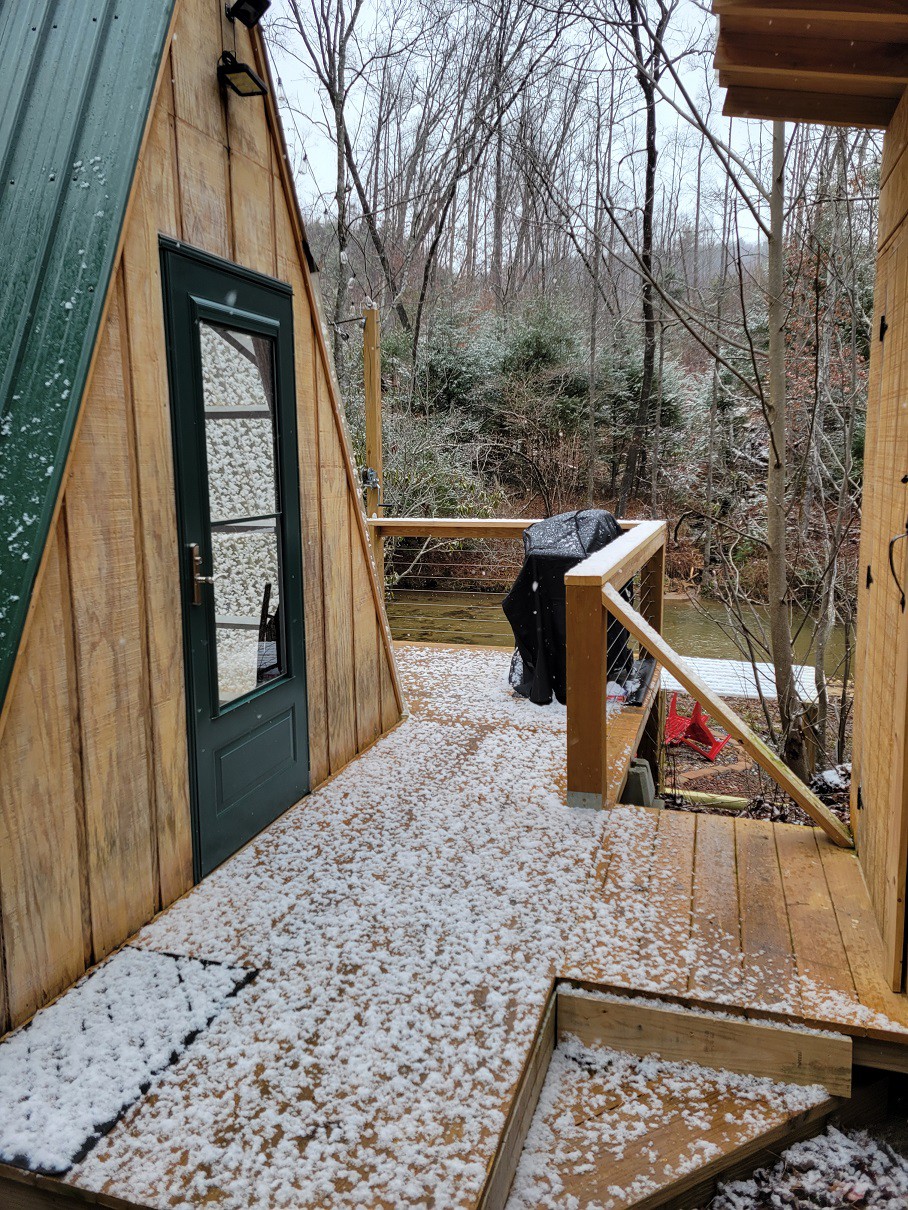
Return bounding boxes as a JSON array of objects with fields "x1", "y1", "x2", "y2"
[
  {"x1": 566, "y1": 579, "x2": 608, "y2": 809},
  {"x1": 363, "y1": 307, "x2": 384, "y2": 583},
  {"x1": 640, "y1": 541, "x2": 665, "y2": 635},
  {"x1": 638, "y1": 538, "x2": 666, "y2": 780}
]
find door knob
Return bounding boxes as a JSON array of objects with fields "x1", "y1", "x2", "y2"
[{"x1": 189, "y1": 543, "x2": 222, "y2": 606}]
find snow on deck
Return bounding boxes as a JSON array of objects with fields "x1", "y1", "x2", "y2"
[
  {"x1": 507, "y1": 1033, "x2": 829, "y2": 1208},
  {"x1": 662, "y1": 656, "x2": 817, "y2": 701},
  {"x1": 3, "y1": 645, "x2": 905, "y2": 1208}
]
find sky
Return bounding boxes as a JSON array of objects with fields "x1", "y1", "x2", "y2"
[{"x1": 264, "y1": 0, "x2": 768, "y2": 239}]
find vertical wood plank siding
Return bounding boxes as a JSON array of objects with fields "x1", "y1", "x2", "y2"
[
  {"x1": 852, "y1": 84, "x2": 908, "y2": 989},
  {"x1": 0, "y1": 0, "x2": 402, "y2": 1034}
]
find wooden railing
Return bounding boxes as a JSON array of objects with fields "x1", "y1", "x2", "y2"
[
  {"x1": 565, "y1": 520, "x2": 667, "y2": 810},
  {"x1": 368, "y1": 515, "x2": 851, "y2": 846},
  {"x1": 367, "y1": 516, "x2": 540, "y2": 647},
  {"x1": 601, "y1": 584, "x2": 853, "y2": 848}
]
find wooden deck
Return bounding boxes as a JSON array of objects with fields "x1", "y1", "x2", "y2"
[{"x1": 1, "y1": 643, "x2": 906, "y2": 1209}]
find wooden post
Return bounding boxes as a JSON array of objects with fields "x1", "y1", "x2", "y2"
[
  {"x1": 363, "y1": 307, "x2": 384, "y2": 581},
  {"x1": 566, "y1": 582, "x2": 608, "y2": 809},
  {"x1": 640, "y1": 543, "x2": 665, "y2": 634},
  {"x1": 637, "y1": 544, "x2": 666, "y2": 778}
]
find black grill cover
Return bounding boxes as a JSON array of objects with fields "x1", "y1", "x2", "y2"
[{"x1": 502, "y1": 509, "x2": 633, "y2": 706}]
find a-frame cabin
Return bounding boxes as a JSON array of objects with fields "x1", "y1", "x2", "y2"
[{"x1": 0, "y1": 0, "x2": 402, "y2": 1036}]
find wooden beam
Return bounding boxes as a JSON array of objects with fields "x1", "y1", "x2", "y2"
[
  {"x1": 602, "y1": 584, "x2": 854, "y2": 848},
  {"x1": 565, "y1": 579, "x2": 609, "y2": 809},
  {"x1": 0, "y1": 1160, "x2": 143, "y2": 1208},
  {"x1": 369, "y1": 517, "x2": 539, "y2": 540},
  {"x1": 632, "y1": 1097, "x2": 846, "y2": 1210},
  {"x1": 722, "y1": 85, "x2": 897, "y2": 128},
  {"x1": 370, "y1": 517, "x2": 646, "y2": 541},
  {"x1": 557, "y1": 989, "x2": 853, "y2": 1096},
  {"x1": 720, "y1": 68, "x2": 904, "y2": 101},
  {"x1": 714, "y1": 1, "x2": 908, "y2": 32},
  {"x1": 717, "y1": 31, "x2": 908, "y2": 92},
  {"x1": 477, "y1": 987, "x2": 556, "y2": 1210},
  {"x1": 363, "y1": 307, "x2": 383, "y2": 578}
]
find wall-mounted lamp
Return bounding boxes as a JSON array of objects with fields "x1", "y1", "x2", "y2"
[
  {"x1": 226, "y1": 0, "x2": 271, "y2": 27},
  {"x1": 217, "y1": 51, "x2": 268, "y2": 97}
]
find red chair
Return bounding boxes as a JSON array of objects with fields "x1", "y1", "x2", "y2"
[
  {"x1": 665, "y1": 692, "x2": 691, "y2": 745},
  {"x1": 664, "y1": 693, "x2": 730, "y2": 762}
]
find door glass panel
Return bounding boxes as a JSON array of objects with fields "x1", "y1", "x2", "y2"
[
  {"x1": 200, "y1": 323, "x2": 278, "y2": 523},
  {"x1": 199, "y1": 322, "x2": 285, "y2": 708}
]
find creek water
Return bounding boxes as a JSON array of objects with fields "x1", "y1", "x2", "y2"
[{"x1": 663, "y1": 596, "x2": 849, "y2": 674}]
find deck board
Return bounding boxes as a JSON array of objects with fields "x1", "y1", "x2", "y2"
[
  {"x1": 736, "y1": 818, "x2": 799, "y2": 1012},
  {"x1": 688, "y1": 812, "x2": 744, "y2": 1000},
  {"x1": 3, "y1": 643, "x2": 906, "y2": 1210},
  {"x1": 777, "y1": 825, "x2": 860, "y2": 1013}
]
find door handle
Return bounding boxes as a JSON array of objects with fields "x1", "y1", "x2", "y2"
[{"x1": 188, "y1": 542, "x2": 222, "y2": 606}]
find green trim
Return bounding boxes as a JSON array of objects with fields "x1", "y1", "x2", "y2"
[{"x1": 0, "y1": 0, "x2": 177, "y2": 711}]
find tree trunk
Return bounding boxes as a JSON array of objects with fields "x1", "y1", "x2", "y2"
[
  {"x1": 618, "y1": 10, "x2": 659, "y2": 515},
  {"x1": 766, "y1": 120, "x2": 810, "y2": 781}
]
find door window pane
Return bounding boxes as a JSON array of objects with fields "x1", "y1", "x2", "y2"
[
  {"x1": 201, "y1": 323, "x2": 278, "y2": 523},
  {"x1": 199, "y1": 321, "x2": 285, "y2": 708}
]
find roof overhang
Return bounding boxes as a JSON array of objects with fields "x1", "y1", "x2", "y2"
[{"x1": 713, "y1": 2, "x2": 908, "y2": 129}]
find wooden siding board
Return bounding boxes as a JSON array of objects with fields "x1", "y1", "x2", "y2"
[
  {"x1": 853, "y1": 162, "x2": 908, "y2": 986},
  {"x1": 230, "y1": 151, "x2": 276, "y2": 278},
  {"x1": 350, "y1": 496, "x2": 382, "y2": 751},
  {"x1": 881, "y1": 83, "x2": 908, "y2": 187},
  {"x1": 173, "y1": 122, "x2": 231, "y2": 260},
  {"x1": 283, "y1": 250, "x2": 330, "y2": 789},
  {"x1": 0, "y1": 531, "x2": 87, "y2": 1027},
  {"x1": 122, "y1": 101, "x2": 193, "y2": 909},
  {"x1": 170, "y1": 0, "x2": 228, "y2": 144},
  {"x1": 316, "y1": 356, "x2": 357, "y2": 772},
  {"x1": 64, "y1": 291, "x2": 157, "y2": 960},
  {"x1": 224, "y1": 25, "x2": 274, "y2": 169}
]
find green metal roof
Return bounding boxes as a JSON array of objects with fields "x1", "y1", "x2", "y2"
[{"x1": 0, "y1": 0, "x2": 177, "y2": 710}]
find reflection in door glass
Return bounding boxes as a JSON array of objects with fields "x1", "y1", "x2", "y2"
[{"x1": 199, "y1": 322, "x2": 284, "y2": 707}]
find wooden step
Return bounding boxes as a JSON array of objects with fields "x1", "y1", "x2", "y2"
[{"x1": 480, "y1": 984, "x2": 859, "y2": 1210}]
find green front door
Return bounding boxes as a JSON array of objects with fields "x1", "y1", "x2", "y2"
[{"x1": 161, "y1": 240, "x2": 309, "y2": 878}]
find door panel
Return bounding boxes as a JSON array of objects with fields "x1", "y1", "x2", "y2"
[{"x1": 161, "y1": 241, "x2": 309, "y2": 878}]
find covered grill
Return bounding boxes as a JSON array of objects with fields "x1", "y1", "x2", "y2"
[{"x1": 503, "y1": 509, "x2": 634, "y2": 706}]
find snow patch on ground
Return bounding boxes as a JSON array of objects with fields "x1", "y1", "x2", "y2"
[
  {"x1": 0, "y1": 947, "x2": 253, "y2": 1175},
  {"x1": 9, "y1": 646, "x2": 903, "y2": 1207},
  {"x1": 710, "y1": 1125, "x2": 908, "y2": 1209}
]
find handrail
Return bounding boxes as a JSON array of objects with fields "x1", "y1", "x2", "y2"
[
  {"x1": 368, "y1": 516, "x2": 647, "y2": 540},
  {"x1": 368, "y1": 517, "x2": 541, "y2": 540},
  {"x1": 565, "y1": 520, "x2": 667, "y2": 588},
  {"x1": 602, "y1": 584, "x2": 854, "y2": 848}
]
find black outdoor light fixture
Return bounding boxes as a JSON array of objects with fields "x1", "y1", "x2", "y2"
[
  {"x1": 225, "y1": 0, "x2": 271, "y2": 27},
  {"x1": 217, "y1": 51, "x2": 268, "y2": 97}
]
